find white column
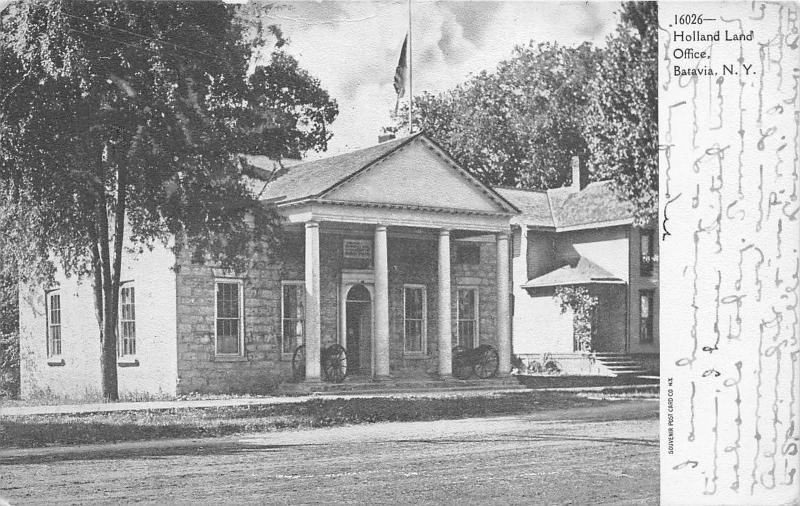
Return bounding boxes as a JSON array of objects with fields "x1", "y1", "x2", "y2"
[
  {"x1": 373, "y1": 224, "x2": 390, "y2": 378},
  {"x1": 496, "y1": 231, "x2": 511, "y2": 376},
  {"x1": 438, "y1": 229, "x2": 453, "y2": 378},
  {"x1": 304, "y1": 221, "x2": 321, "y2": 381}
]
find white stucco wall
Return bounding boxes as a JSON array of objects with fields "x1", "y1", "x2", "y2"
[
  {"x1": 19, "y1": 243, "x2": 178, "y2": 399},
  {"x1": 511, "y1": 224, "x2": 650, "y2": 356},
  {"x1": 555, "y1": 227, "x2": 630, "y2": 281},
  {"x1": 513, "y1": 287, "x2": 575, "y2": 354}
]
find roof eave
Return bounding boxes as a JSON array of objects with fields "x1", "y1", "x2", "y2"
[
  {"x1": 522, "y1": 279, "x2": 626, "y2": 289},
  {"x1": 276, "y1": 197, "x2": 517, "y2": 217}
]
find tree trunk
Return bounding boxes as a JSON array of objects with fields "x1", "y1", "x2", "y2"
[
  {"x1": 96, "y1": 194, "x2": 118, "y2": 401},
  {"x1": 90, "y1": 146, "x2": 119, "y2": 401}
]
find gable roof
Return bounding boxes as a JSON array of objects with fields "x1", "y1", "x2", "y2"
[
  {"x1": 254, "y1": 132, "x2": 518, "y2": 214},
  {"x1": 255, "y1": 135, "x2": 415, "y2": 203},
  {"x1": 522, "y1": 256, "x2": 624, "y2": 288},
  {"x1": 494, "y1": 180, "x2": 634, "y2": 231}
]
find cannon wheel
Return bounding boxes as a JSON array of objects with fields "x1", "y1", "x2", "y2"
[
  {"x1": 474, "y1": 345, "x2": 499, "y2": 379},
  {"x1": 322, "y1": 344, "x2": 348, "y2": 383},
  {"x1": 291, "y1": 345, "x2": 306, "y2": 381},
  {"x1": 452, "y1": 345, "x2": 472, "y2": 380}
]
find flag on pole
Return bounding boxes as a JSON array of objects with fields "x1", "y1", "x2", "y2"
[{"x1": 393, "y1": 35, "x2": 408, "y2": 113}]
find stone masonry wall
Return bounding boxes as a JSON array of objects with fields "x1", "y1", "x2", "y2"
[{"x1": 175, "y1": 231, "x2": 500, "y2": 394}]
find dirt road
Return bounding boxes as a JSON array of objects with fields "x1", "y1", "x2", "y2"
[{"x1": 0, "y1": 400, "x2": 658, "y2": 505}]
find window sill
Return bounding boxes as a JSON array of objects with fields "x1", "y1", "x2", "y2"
[
  {"x1": 117, "y1": 358, "x2": 140, "y2": 367},
  {"x1": 212, "y1": 355, "x2": 248, "y2": 362},
  {"x1": 46, "y1": 358, "x2": 65, "y2": 367}
]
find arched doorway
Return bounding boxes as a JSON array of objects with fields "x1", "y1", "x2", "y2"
[{"x1": 345, "y1": 284, "x2": 372, "y2": 376}]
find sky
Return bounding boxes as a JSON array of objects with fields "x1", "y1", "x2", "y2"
[{"x1": 264, "y1": 1, "x2": 623, "y2": 158}]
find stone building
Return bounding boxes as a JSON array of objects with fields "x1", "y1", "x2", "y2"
[
  {"x1": 18, "y1": 133, "x2": 658, "y2": 398},
  {"x1": 19, "y1": 133, "x2": 518, "y2": 397}
]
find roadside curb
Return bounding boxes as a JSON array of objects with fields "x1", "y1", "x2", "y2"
[{"x1": 536, "y1": 384, "x2": 660, "y2": 393}]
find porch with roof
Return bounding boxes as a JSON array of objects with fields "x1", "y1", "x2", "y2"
[{"x1": 255, "y1": 133, "x2": 519, "y2": 384}]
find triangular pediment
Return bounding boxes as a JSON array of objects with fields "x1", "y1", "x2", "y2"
[{"x1": 321, "y1": 136, "x2": 514, "y2": 214}]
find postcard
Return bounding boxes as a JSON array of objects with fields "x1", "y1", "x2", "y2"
[{"x1": 0, "y1": 1, "x2": 797, "y2": 505}]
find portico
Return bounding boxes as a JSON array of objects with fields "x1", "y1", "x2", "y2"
[
  {"x1": 294, "y1": 220, "x2": 512, "y2": 381},
  {"x1": 267, "y1": 133, "x2": 518, "y2": 382}
]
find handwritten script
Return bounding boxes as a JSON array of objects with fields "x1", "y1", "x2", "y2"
[{"x1": 660, "y1": 2, "x2": 799, "y2": 505}]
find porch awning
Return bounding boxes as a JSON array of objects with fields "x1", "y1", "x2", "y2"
[{"x1": 522, "y1": 256, "x2": 624, "y2": 288}]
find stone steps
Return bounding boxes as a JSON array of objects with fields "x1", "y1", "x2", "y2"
[
  {"x1": 277, "y1": 375, "x2": 526, "y2": 395},
  {"x1": 592, "y1": 353, "x2": 650, "y2": 376}
]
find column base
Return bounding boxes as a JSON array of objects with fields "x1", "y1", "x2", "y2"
[{"x1": 371, "y1": 374, "x2": 392, "y2": 382}]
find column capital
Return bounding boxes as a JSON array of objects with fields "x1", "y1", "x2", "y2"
[
  {"x1": 439, "y1": 228, "x2": 451, "y2": 236},
  {"x1": 375, "y1": 224, "x2": 387, "y2": 232},
  {"x1": 495, "y1": 231, "x2": 510, "y2": 240},
  {"x1": 305, "y1": 221, "x2": 319, "y2": 229}
]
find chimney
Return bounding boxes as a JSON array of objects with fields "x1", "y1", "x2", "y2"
[
  {"x1": 571, "y1": 155, "x2": 589, "y2": 191},
  {"x1": 378, "y1": 133, "x2": 396, "y2": 143}
]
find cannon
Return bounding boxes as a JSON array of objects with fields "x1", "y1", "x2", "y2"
[
  {"x1": 291, "y1": 343, "x2": 348, "y2": 383},
  {"x1": 451, "y1": 344, "x2": 499, "y2": 380}
]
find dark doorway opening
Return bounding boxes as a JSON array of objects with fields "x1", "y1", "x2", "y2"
[{"x1": 345, "y1": 284, "x2": 372, "y2": 375}]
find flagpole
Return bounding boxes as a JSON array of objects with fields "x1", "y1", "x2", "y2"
[{"x1": 407, "y1": 0, "x2": 413, "y2": 134}]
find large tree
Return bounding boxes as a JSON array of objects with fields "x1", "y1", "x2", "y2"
[
  {"x1": 0, "y1": 1, "x2": 338, "y2": 399},
  {"x1": 393, "y1": 41, "x2": 601, "y2": 188},
  {"x1": 392, "y1": 2, "x2": 657, "y2": 222},
  {"x1": 583, "y1": 1, "x2": 658, "y2": 225}
]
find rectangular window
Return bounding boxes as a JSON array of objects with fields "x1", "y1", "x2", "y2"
[
  {"x1": 457, "y1": 288, "x2": 479, "y2": 348},
  {"x1": 456, "y1": 244, "x2": 480, "y2": 265},
  {"x1": 215, "y1": 281, "x2": 243, "y2": 355},
  {"x1": 640, "y1": 229, "x2": 655, "y2": 276},
  {"x1": 639, "y1": 290, "x2": 654, "y2": 343},
  {"x1": 403, "y1": 285, "x2": 427, "y2": 354},
  {"x1": 119, "y1": 284, "x2": 136, "y2": 356},
  {"x1": 46, "y1": 291, "x2": 62, "y2": 357},
  {"x1": 281, "y1": 281, "x2": 305, "y2": 355}
]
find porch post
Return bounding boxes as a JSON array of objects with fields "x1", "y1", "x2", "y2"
[
  {"x1": 373, "y1": 224, "x2": 390, "y2": 378},
  {"x1": 438, "y1": 229, "x2": 452, "y2": 378},
  {"x1": 304, "y1": 221, "x2": 321, "y2": 381},
  {"x1": 496, "y1": 231, "x2": 511, "y2": 376}
]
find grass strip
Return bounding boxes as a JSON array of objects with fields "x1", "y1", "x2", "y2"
[{"x1": 1, "y1": 391, "x2": 621, "y2": 448}]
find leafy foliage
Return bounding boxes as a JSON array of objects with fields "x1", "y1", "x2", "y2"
[
  {"x1": 583, "y1": 1, "x2": 658, "y2": 225},
  {"x1": 0, "y1": 272, "x2": 19, "y2": 398},
  {"x1": 393, "y1": 42, "x2": 601, "y2": 188},
  {"x1": 391, "y1": 1, "x2": 657, "y2": 222},
  {"x1": 554, "y1": 285, "x2": 599, "y2": 352},
  {"x1": 0, "y1": 1, "x2": 338, "y2": 399}
]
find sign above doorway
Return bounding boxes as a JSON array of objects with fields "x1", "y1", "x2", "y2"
[{"x1": 343, "y1": 239, "x2": 372, "y2": 260}]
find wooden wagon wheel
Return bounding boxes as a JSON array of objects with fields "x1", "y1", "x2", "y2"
[
  {"x1": 322, "y1": 344, "x2": 348, "y2": 383},
  {"x1": 474, "y1": 345, "x2": 499, "y2": 379},
  {"x1": 291, "y1": 345, "x2": 306, "y2": 382},
  {"x1": 451, "y1": 345, "x2": 472, "y2": 380}
]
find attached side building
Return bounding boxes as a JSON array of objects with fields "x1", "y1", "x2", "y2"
[{"x1": 495, "y1": 159, "x2": 659, "y2": 376}]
